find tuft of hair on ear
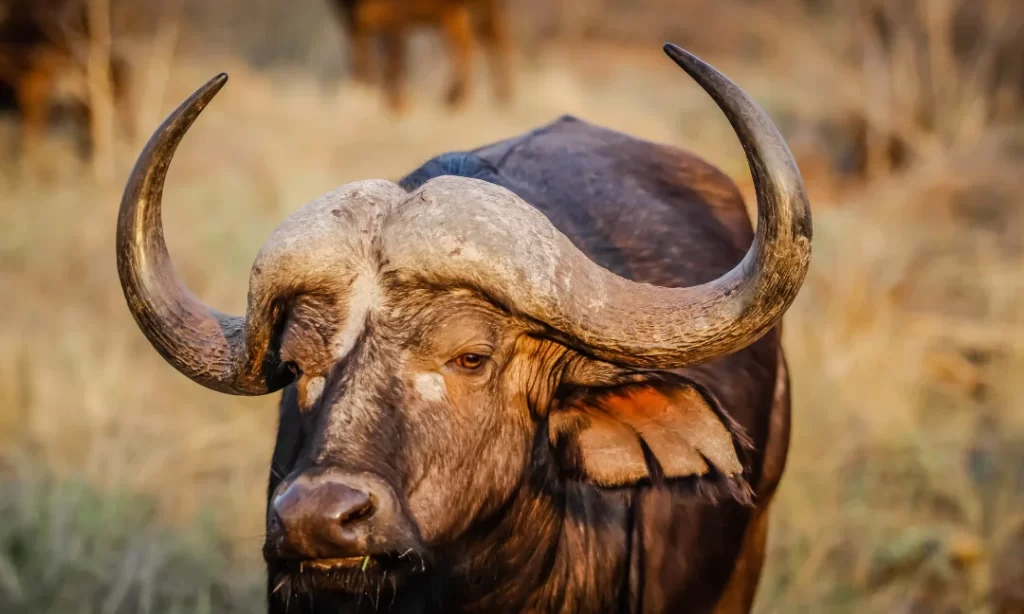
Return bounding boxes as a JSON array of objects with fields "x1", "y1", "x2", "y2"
[
  {"x1": 639, "y1": 371, "x2": 756, "y2": 453},
  {"x1": 656, "y1": 452, "x2": 755, "y2": 507},
  {"x1": 633, "y1": 395, "x2": 756, "y2": 508},
  {"x1": 550, "y1": 366, "x2": 757, "y2": 506}
]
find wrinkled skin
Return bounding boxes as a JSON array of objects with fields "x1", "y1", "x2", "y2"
[{"x1": 265, "y1": 117, "x2": 792, "y2": 613}]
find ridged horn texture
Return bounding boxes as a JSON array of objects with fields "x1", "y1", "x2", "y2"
[
  {"x1": 384, "y1": 44, "x2": 812, "y2": 369},
  {"x1": 116, "y1": 73, "x2": 285, "y2": 395}
]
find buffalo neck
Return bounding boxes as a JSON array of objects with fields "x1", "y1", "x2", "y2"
[{"x1": 438, "y1": 456, "x2": 636, "y2": 612}]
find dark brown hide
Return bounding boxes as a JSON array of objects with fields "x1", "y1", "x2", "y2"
[
  {"x1": 327, "y1": 0, "x2": 513, "y2": 111},
  {"x1": 471, "y1": 117, "x2": 791, "y2": 611},
  {"x1": 263, "y1": 117, "x2": 793, "y2": 613}
]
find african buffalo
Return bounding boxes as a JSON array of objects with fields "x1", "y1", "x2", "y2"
[
  {"x1": 116, "y1": 44, "x2": 811, "y2": 613},
  {"x1": 0, "y1": 0, "x2": 131, "y2": 156},
  {"x1": 327, "y1": 0, "x2": 513, "y2": 111}
]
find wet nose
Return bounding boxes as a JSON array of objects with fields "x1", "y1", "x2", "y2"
[{"x1": 268, "y1": 472, "x2": 378, "y2": 559}]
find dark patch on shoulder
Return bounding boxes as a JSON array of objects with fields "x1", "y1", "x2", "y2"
[
  {"x1": 482, "y1": 114, "x2": 587, "y2": 170},
  {"x1": 398, "y1": 151, "x2": 504, "y2": 192}
]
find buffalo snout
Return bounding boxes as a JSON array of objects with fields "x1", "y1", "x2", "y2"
[{"x1": 266, "y1": 470, "x2": 400, "y2": 561}]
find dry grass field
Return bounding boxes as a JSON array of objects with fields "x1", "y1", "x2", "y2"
[{"x1": 1, "y1": 0, "x2": 1023, "y2": 612}]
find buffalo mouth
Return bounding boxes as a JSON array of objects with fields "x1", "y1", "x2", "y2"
[
  {"x1": 270, "y1": 551, "x2": 429, "y2": 596},
  {"x1": 299, "y1": 556, "x2": 374, "y2": 572}
]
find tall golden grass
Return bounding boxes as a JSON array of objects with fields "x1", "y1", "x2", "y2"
[{"x1": 1, "y1": 0, "x2": 1022, "y2": 611}]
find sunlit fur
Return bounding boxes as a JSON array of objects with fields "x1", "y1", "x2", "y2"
[{"x1": 264, "y1": 120, "x2": 792, "y2": 613}]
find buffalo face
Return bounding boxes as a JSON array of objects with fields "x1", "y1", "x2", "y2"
[
  {"x1": 262, "y1": 282, "x2": 538, "y2": 593},
  {"x1": 255, "y1": 181, "x2": 754, "y2": 596}
]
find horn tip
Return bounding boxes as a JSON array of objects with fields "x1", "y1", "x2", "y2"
[
  {"x1": 662, "y1": 43, "x2": 708, "y2": 75},
  {"x1": 662, "y1": 43, "x2": 690, "y2": 61},
  {"x1": 207, "y1": 72, "x2": 229, "y2": 93},
  {"x1": 662, "y1": 42, "x2": 682, "y2": 55},
  {"x1": 192, "y1": 73, "x2": 229, "y2": 102}
]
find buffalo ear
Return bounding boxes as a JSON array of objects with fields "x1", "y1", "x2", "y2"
[{"x1": 548, "y1": 379, "x2": 747, "y2": 490}]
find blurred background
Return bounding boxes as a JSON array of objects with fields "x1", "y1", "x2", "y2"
[{"x1": 1, "y1": 0, "x2": 1023, "y2": 611}]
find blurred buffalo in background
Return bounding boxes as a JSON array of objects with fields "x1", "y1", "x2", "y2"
[
  {"x1": 0, "y1": 0, "x2": 132, "y2": 158},
  {"x1": 326, "y1": 0, "x2": 513, "y2": 111}
]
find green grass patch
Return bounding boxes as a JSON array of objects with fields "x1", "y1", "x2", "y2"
[{"x1": 0, "y1": 473, "x2": 264, "y2": 614}]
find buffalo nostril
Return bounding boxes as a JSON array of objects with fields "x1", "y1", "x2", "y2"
[
  {"x1": 269, "y1": 476, "x2": 392, "y2": 560},
  {"x1": 267, "y1": 511, "x2": 283, "y2": 535},
  {"x1": 328, "y1": 489, "x2": 375, "y2": 525}
]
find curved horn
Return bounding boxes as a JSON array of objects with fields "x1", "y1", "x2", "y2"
[
  {"x1": 116, "y1": 74, "x2": 285, "y2": 395},
  {"x1": 387, "y1": 45, "x2": 811, "y2": 369}
]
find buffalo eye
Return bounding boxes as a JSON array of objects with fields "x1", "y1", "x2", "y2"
[
  {"x1": 286, "y1": 362, "x2": 301, "y2": 377},
  {"x1": 453, "y1": 353, "x2": 487, "y2": 371}
]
